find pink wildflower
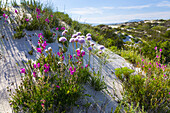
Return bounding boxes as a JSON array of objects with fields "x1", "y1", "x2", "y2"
[
  {"x1": 159, "y1": 49, "x2": 162, "y2": 52},
  {"x1": 85, "y1": 64, "x2": 88, "y2": 68},
  {"x1": 25, "y1": 17, "x2": 29, "y2": 22},
  {"x1": 57, "y1": 52, "x2": 61, "y2": 56},
  {"x1": 56, "y1": 85, "x2": 60, "y2": 88},
  {"x1": 33, "y1": 64, "x2": 37, "y2": 68},
  {"x1": 155, "y1": 46, "x2": 157, "y2": 50},
  {"x1": 15, "y1": 9, "x2": 18, "y2": 14},
  {"x1": 56, "y1": 27, "x2": 59, "y2": 30},
  {"x1": 37, "y1": 63, "x2": 40, "y2": 68},
  {"x1": 36, "y1": 48, "x2": 42, "y2": 54},
  {"x1": 33, "y1": 72, "x2": 36, "y2": 77},
  {"x1": 45, "y1": 18, "x2": 49, "y2": 22},
  {"x1": 69, "y1": 55, "x2": 72, "y2": 59},
  {"x1": 62, "y1": 56, "x2": 64, "y2": 60},
  {"x1": 3, "y1": 14, "x2": 5, "y2": 18},
  {"x1": 20, "y1": 68, "x2": 26, "y2": 74}
]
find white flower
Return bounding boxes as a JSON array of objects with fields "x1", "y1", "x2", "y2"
[{"x1": 48, "y1": 47, "x2": 52, "y2": 51}]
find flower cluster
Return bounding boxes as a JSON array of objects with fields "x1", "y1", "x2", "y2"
[
  {"x1": 37, "y1": 33, "x2": 48, "y2": 54},
  {"x1": 44, "y1": 64, "x2": 50, "y2": 73},
  {"x1": 69, "y1": 66, "x2": 76, "y2": 75}
]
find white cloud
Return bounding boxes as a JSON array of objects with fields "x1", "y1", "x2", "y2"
[
  {"x1": 102, "y1": 7, "x2": 114, "y2": 9},
  {"x1": 70, "y1": 7, "x2": 103, "y2": 15},
  {"x1": 157, "y1": 1, "x2": 170, "y2": 7},
  {"x1": 118, "y1": 5, "x2": 151, "y2": 9},
  {"x1": 78, "y1": 11, "x2": 170, "y2": 24}
]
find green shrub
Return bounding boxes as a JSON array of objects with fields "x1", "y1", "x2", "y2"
[
  {"x1": 90, "y1": 71, "x2": 106, "y2": 91},
  {"x1": 115, "y1": 67, "x2": 134, "y2": 82},
  {"x1": 43, "y1": 29, "x2": 55, "y2": 43}
]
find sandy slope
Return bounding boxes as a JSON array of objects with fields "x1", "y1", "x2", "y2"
[{"x1": 0, "y1": 7, "x2": 140, "y2": 113}]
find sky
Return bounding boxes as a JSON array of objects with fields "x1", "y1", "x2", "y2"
[{"x1": 3, "y1": 0, "x2": 170, "y2": 24}]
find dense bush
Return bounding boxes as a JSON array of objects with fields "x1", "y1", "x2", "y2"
[{"x1": 114, "y1": 50, "x2": 169, "y2": 112}]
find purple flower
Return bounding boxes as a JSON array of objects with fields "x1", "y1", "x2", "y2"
[
  {"x1": 149, "y1": 62, "x2": 151, "y2": 65},
  {"x1": 33, "y1": 72, "x2": 36, "y2": 77},
  {"x1": 78, "y1": 38, "x2": 85, "y2": 44},
  {"x1": 37, "y1": 48, "x2": 42, "y2": 54},
  {"x1": 86, "y1": 33, "x2": 91, "y2": 37},
  {"x1": 3, "y1": 14, "x2": 5, "y2": 18},
  {"x1": 74, "y1": 37, "x2": 79, "y2": 42},
  {"x1": 25, "y1": 18, "x2": 29, "y2": 22},
  {"x1": 98, "y1": 51, "x2": 102, "y2": 54},
  {"x1": 37, "y1": 63, "x2": 40, "y2": 68},
  {"x1": 6, "y1": 15, "x2": 8, "y2": 19},
  {"x1": 155, "y1": 46, "x2": 157, "y2": 50},
  {"x1": 90, "y1": 42, "x2": 95, "y2": 46},
  {"x1": 81, "y1": 36, "x2": 85, "y2": 38},
  {"x1": 51, "y1": 15, "x2": 53, "y2": 17},
  {"x1": 59, "y1": 37, "x2": 67, "y2": 42},
  {"x1": 33, "y1": 64, "x2": 37, "y2": 68},
  {"x1": 142, "y1": 59, "x2": 144, "y2": 62},
  {"x1": 159, "y1": 49, "x2": 162, "y2": 52},
  {"x1": 45, "y1": 18, "x2": 49, "y2": 23},
  {"x1": 56, "y1": 85, "x2": 60, "y2": 88},
  {"x1": 56, "y1": 27, "x2": 59, "y2": 30},
  {"x1": 88, "y1": 47, "x2": 92, "y2": 51},
  {"x1": 156, "y1": 55, "x2": 159, "y2": 58},
  {"x1": 99, "y1": 45, "x2": 104, "y2": 50},
  {"x1": 153, "y1": 78, "x2": 155, "y2": 80},
  {"x1": 72, "y1": 34, "x2": 78, "y2": 38},
  {"x1": 20, "y1": 68, "x2": 26, "y2": 74},
  {"x1": 62, "y1": 31, "x2": 66, "y2": 36},
  {"x1": 76, "y1": 32, "x2": 81, "y2": 35},
  {"x1": 86, "y1": 36, "x2": 92, "y2": 41},
  {"x1": 69, "y1": 38, "x2": 75, "y2": 43},
  {"x1": 15, "y1": 9, "x2": 18, "y2": 14}
]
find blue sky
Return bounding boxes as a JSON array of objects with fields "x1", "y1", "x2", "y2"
[{"x1": 4, "y1": 0, "x2": 170, "y2": 24}]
